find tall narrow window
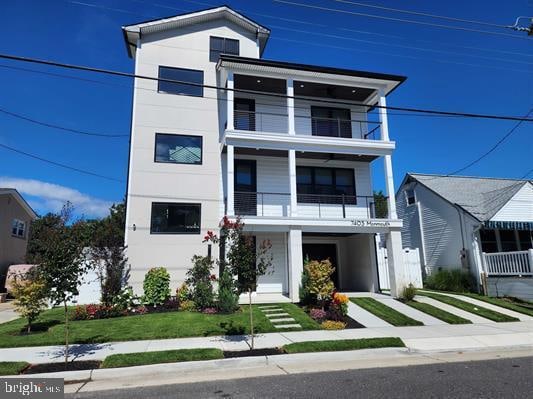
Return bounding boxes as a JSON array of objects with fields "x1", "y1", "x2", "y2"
[
  {"x1": 158, "y1": 66, "x2": 203, "y2": 97},
  {"x1": 405, "y1": 189, "x2": 416, "y2": 206},
  {"x1": 150, "y1": 203, "x2": 201, "y2": 234},
  {"x1": 155, "y1": 134, "x2": 202, "y2": 165},
  {"x1": 209, "y1": 36, "x2": 239, "y2": 62}
]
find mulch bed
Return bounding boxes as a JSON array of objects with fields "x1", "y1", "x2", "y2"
[
  {"x1": 23, "y1": 360, "x2": 101, "y2": 374},
  {"x1": 223, "y1": 348, "x2": 284, "y2": 358},
  {"x1": 344, "y1": 316, "x2": 365, "y2": 329}
]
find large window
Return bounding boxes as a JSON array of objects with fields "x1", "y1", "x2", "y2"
[
  {"x1": 311, "y1": 106, "x2": 352, "y2": 138},
  {"x1": 155, "y1": 133, "x2": 202, "y2": 165},
  {"x1": 209, "y1": 36, "x2": 239, "y2": 62},
  {"x1": 296, "y1": 166, "x2": 355, "y2": 204},
  {"x1": 158, "y1": 66, "x2": 203, "y2": 97},
  {"x1": 150, "y1": 203, "x2": 201, "y2": 234},
  {"x1": 518, "y1": 230, "x2": 532, "y2": 250},
  {"x1": 479, "y1": 229, "x2": 498, "y2": 253},
  {"x1": 11, "y1": 219, "x2": 26, "y2": 238},
  {"x1": 499, "y1": 229, "x2": 519, "y2": 252}
]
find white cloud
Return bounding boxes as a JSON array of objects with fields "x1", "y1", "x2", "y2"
[{"x1": 0, "y1": 176, "x2": 115, "y2": 219}]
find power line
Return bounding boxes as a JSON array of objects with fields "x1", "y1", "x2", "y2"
[
  {"x1": 521, "y1": 167, "x2": 533, "y2": 179},
  {"x1": 332, "y1": 0, "x2": 507, "y2": 28},
  {"x1": 0, "y1": 107, "x2": 128, "y2": 138},
  {"x1": 0, "y1": 143, "x2": 124, "y2": 182},
  {"x1": 273, "y1": 0, "x2": 530, "y2": 40},
  {"x1": 0, "y1": 53, "x2": 532, "y2": 122}
]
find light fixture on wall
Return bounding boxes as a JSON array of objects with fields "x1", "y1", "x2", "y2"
[
  {"x1": 257, "y1": 79, "x2": 261, "y2": 83},
  {"x1": 132, "y1": 224, "x2": 136, "y2": 231}
]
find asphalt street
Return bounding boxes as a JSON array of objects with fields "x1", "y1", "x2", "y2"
[{"x1": 66, "y1": 356, "x2": 533, "y2": 399}]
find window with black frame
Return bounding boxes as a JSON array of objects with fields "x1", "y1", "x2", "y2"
[
  {"x1": 155, "y1": 133, "x2": 202, "y2": 164},
  {"x1": 150, "y1": 203, "x2": 201, "y2": 234},
  {"x1": 158, "y1": 66, "x2": 203, "y2": 97},
  {"x1": 296, "y1": 166, "x2": 356, "y2": 204},
  {"x1": 209, "y1": 36, "x2": 239, "y2": 62},
  {"x1": 311, "y1": 106, "x2": 352, "y2": 138}
]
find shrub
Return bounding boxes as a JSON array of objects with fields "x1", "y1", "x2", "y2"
[
  {"x1": 401, "y1": 284, "x2": 417, "y2": 301},
  {"x1": 321, "y1": 320, "x2": 346, "y2": 330},
  {"x1": 217, "y1": 270, "x2": 239, "y2": 313},
  {"x1": 304, "y1": 259, "x2": 335, "y2": 305},
  {"x1": 11, "y1": 275, "x2": 48, "y2": 333},
  {"x1": 202, "y1": 307, "x2": 218, "y2": 314},
  {"x1": 186, "y1": 256, "x2": 215, "y2": 310},
  {"x1": 73, "y1": 305, "x2": 89, "y2": 320},
  {"x1": 309, "y1": 308, "x2": 327, "y2": 322},
  {"x1": 424, "y1": 269, "x2": 475, "y2": 293},
  {"x1": 112, "y1": 287, "x2": 140, "y2": 312},
  {"x1": 299, "y1": 261, "x2": 316, "y2": 305},
  {"x1": 176, "y1": 283, "x2": 190, "y2": 303},
  {"x1": 329, "y1": 292, "x2": 349, "y2": 320},
  {"x1": 179, "y1": 300, "x2": 197, "y2": 312},
  {"x1": 143, "y1": 267, "x2": 171, "y2": 307}
]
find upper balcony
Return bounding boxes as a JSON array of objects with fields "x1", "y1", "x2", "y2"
[{"x1": 218, "y1": 55, "x2": 406, "y2": 159}]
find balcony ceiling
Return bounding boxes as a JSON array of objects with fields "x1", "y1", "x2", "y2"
[
  {"x1": 294, "y1": 81, "x2": 374, "y2": 102},
  {"x1": 235, "y1": 74, "x2": 286, "y2": 94},
  {"x1": 232, "y1": 147, "x2": 378, "y2": 162}
]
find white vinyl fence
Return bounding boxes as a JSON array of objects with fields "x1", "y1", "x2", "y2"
[
  {"x1": 377, "y1": 246, "x2": 423, "y2": 290},
  {"x1": 482, "y1": 250, "x2": 533, "y2": 276}
]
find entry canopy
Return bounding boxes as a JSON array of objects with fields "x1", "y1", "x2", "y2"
[{"x1": 484, "y1": 221, "x2": 533, "y2": 231}]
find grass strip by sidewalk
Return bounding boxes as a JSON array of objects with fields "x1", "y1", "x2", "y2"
[
  {"x1": 418, "y1": 292, "x2": 519, "y2": 322},
  {"x1": 101, "y1": 348, "x2": 223, "y2": 369},
  {"x1": 350, "y1": 298, "x2": 423, "y2": 326},
  {"x1": 405, "y1": 300, "x2": 471, "y2": 324},
  {"x1": 283, "y1": 337, "x2": 405, "y2": 354},
  {"x1": 0, "y1": 362, "x2": 29, "y2": 375},
  {"x1": 460, "y1": 293, "x2": 533, "y2": 317}
]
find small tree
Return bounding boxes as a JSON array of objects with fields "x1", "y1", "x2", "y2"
[
  {"x1": 186, "y1": 255, "x2": 215, "y2": 310},
  {"x1": 305, "y1": 259, "x2": 335, "y2": 308},
  {"x1": 11, "y1": 273, "x2": 48, "y2": 333},
  {"x1": 142, "y1": 267, "x2": 171, "y2": 307},
  {"x1": 36, "y1": 203, "x2": 87, "y2": 365},
  {"x1": 373, "y1": 190, "x2": 388, "y2": 219},
  {"x1": 220, "y1": 216, "x2": 272, "y2": 348}
]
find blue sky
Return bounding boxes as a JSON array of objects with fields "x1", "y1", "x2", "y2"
[{"x1": 0, "y1": 0, "x2": 531, "y2": 218}]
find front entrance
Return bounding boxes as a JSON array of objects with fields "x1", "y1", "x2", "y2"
[{"x1": 302, "y1": 243, "x2": 339, "y2": 288}]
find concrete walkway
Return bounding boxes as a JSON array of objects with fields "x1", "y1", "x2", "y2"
[
  {"x1": 373, "y1": 297, "x2": 445, "y2": 326},
  {"x1": 346, "y1": 301, "x2": 392, "y2": 328},
  {"x1": 414, "y1": 295, "x2": 495, "y2": 324},
  {"x1": 422, "y1": 291, "x2": 533, "y2": 322},
  {"x1": 1, "y1": 320, "x2": 532, "y2": 365},
  {"x1": 0, "y1": 302, "x2": 18, "y2": 324}
]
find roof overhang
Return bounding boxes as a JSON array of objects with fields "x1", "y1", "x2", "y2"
[
  {"x1": 0, "y1": 188, "x2": 38, "y2": 219},
  {"x1": 122, "y1": 6, "x2": 270, "y2": 58},
  {"x1": 218, "y1": 55, "x2": 406, "y2": 97}
]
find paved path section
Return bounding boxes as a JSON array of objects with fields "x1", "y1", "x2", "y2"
[
  {"x1": 373, "y1": 298, "x2": 445, "y2": 326},
  {"x1": 346, "y1": 301, "x2": 392, "y2": 328},
  {"x1": 0, "y1": 302, "x2": 18, "y2": 324},
  {"x1": 414, "y1": 295, "x2": 495, "y2": 324},
  {"x1": 258, "y1": 305, "x2": 301, "y2": 330},
  {"x1": 425, "y1": 292, "x2": 533, "y2": 322}
]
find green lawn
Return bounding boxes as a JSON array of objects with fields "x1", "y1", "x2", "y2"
[
  {"x1": 350, "y1": 297, "x2": 423, "y2": 326},
  {"x1": 0, "y1": 303, "x2": 318, "y2": 348},
  {"x1": 460, "y1": 293, "x2": 533, "y2": 317},
  {"x1": 101, "y1": 348, "x2": 223, "y2": 369},
  {"x1": 418, "y1": 292, "x2": 519, "y2": 322},
  {"x1": 283, "y1": 338, "x2": 405, "y2": 354},
  {"x1": 405, "y1": 300, "x2": 471, "y2": 324},
  {"x1": 0, "y1": 362, "x2": 29, "y2": 375}
]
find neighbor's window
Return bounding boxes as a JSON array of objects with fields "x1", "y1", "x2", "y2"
[
  {"x1": 155, "y1": 133, "x2": 202, "y2": 165},
  {"x1": 158, "y1": 66, "x2": 203, "y2": 97},
  {"x1": 209, "y1": 36, "x2": 239, "y2": 62},
  {"x1": 518, "y1": 230, "x2": 532, "y2": 250},
  {"x1": 479, "y1": 229, "x2": 498, "y2": 253},
  {"x1": 405, "y1": 189, "x2": 416, "y2": 206},
  {"x1": 150, "y1": 203, "x2": 201, "y2": 234},
  {"x1": 499, "y1": 229, "x2": 518, "y2": 252},
  {"x1": 11, "y1": 219, "x2": 26, "y2": 238}
]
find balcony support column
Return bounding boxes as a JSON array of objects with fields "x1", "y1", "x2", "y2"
[
  {"x1": 227, "y1": 71, "x2": 234, "y2": 130},
  {"x1": 289, "y1": 149, "x2": 297, "y2": 216},
  {"x1": 288, "y1": 228, "x2": 303, "y2": 302},
  {"x1": 226, "y1": 144, "x2": 234, "y2": 216},
  {"x1": 287, "y1": 78, "x2": 295, "y2": 135},
  {"x1": 378, "y1": 90, "x2": 397, "y2": 219}
]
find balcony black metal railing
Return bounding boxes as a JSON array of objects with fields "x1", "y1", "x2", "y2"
[
  {"x1": 228, "y1": 191, "x2": 383, "y2": 219},
  {"x1": 232, "y1": 110, "x2": 382, "y2": 139}
]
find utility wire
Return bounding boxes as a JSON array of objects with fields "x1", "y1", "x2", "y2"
[
  {"x1": 0, "y1": 107, "x2": 128, "y2": 138},
  {"x1": 273, "y1": 0, "x2": 529, "y2": 39},
  {"x1": 332, "y1": 0, "x2": 507, "y2": 28},
  {"x1": 520, "y1": 167, "x2": 533, "y2": 179},
  {"x1": 0, "y1": 53, "x2": 532, "y2": 122},
  {"x1": 0, "y1": 143, "x2": 124, "y2": 182}
]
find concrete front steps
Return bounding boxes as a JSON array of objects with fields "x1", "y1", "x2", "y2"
[{"x1": 258, "y1": 305, "x2": 302, "y2": 330}]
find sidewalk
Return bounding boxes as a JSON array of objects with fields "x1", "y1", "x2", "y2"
[{"x1": 1, "y1": 320, "x2": 532, "y2": 364}]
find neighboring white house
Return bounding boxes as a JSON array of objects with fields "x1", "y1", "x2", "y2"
[
  {"x1": 122, "y1": 5, "x2": 411, "y2": 301},
  {"x1": 397, "y1": 173, "x2": 533, "y2": 298}
]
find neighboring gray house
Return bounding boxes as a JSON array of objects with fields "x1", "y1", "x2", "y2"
[
  {"x1": 0, "y1": 188, "x2": 37, "y2": 289},
  {"x1": 397, "y1": 174, "x2": 533, "y2": 298}
]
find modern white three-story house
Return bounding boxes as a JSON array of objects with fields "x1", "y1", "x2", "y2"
[{"x1": 122, "y1": 6, "x2": 410, "y2": 301}]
